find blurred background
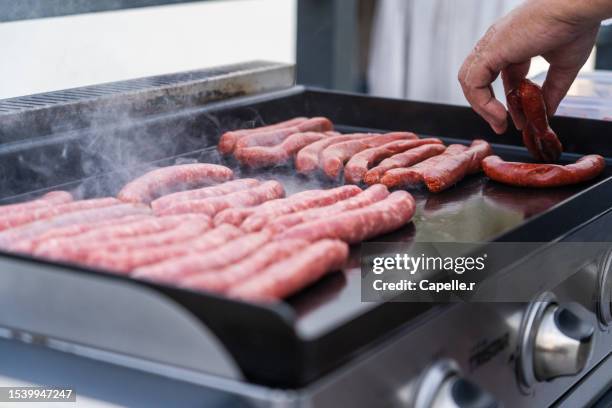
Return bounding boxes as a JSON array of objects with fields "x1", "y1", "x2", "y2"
[{"x1": 0, "y1": 0, "x2": 608, "y2": 105}]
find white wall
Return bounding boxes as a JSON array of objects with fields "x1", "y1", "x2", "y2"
[{"x1": 0, "y1": 0, "x2": 297, "y2": 99}]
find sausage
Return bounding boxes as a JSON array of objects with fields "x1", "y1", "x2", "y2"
[
  {"x1": 0, "y1": 197, "x2": 121, "y2": 232},
  {"x1": 295, "y1": 134, "x2": 373, "y2": 174},
  {"x1": 241, "y1": 185, "x2": 362, "y2": 232},
  {"x1": 117, "y1": 163, "x2": 234, "y2": 204},
  {"x1": 150, "y1": 179, "x2": 260, "y2": 213},
  {"x1": 213, "y1": 189, "x2": 327, "y2": 227},
  {"x1": 265, "y1": 184, "x2": 390, "y2": 234},
  {"x1": 228, "y1": 239, "x2": 349, "y2": 302},
  {"x1": 507, "y1": 79, "x2": 563, "y2": 162},
  {"x1": 275, "y1": 191, "x2": 416, "y2": 243},
  {"x1": 380, "y1": 144, "x2": 468, "y2": 188},
  {"x1": 344, "y1": 138, "x2": 443, "y2": 184},
  {"x1": 364, "y1": 144, "x2": 447, "y2": 185},
  {"x1": 218, "y1": 117, "x2": 308, "y2": 155},
  {"x1": 133, "y1": 231, "x2": 271, "y2": 283},
  {"x1": 234, "y1": 117, "x2": 333, "y2": 150},
  {"x1": 234, "y1": 132, "x2": 327, "y2": 168},
  {"x1": 0, "y1": 190, "x2": 74, "y2": 218},
  {"x1": 9, "y1": 214, "x2": 153, "y2": 253},
  {"x1": 0, "y1": 203, "x2": 150, "y2": 248},
  {"x1": 321, "y1": 132, "x2": 418, "y2": 179},
  {"x1": 179, "y1": 239, "x2": 310, "y2": 293},
  {"x1": 0, "y1": 191, "x2": 74, "y2": 217},
  {"x1": 90, "y1": 217, "x2": 211, "y2": 253},
  {"x1": 155, "y1": 180, "x2": 285, "y2": 217},
  {"x1": 422, "y1": 140, "x2": 493, "y2": 192},
  {"x1": 34, "y1": 214, "x2": 207, "y2": 261},
  {"x1": 83, "y1": 218, "x2": 213, "y2": 270},
  {"x1": 87, "y1": 224, "x2": 242, "y2": 273},
  {"x1": 482, "y1": 155, "x2": 606, "y2": 188}
]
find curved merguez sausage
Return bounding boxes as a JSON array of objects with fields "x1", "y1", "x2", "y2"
[
  {"x1": 151, "y1": 179, "x2": 259, "y2": 213},
  {"x1": 133, "y1": 231, "x2": 271, "y2": 283},
  {"x1": 0, "y1": 203, "x2": 150, "y2": 249},
  {"x1": 179, "y1": 239, "x2": 310, "y2": 293},
  {"x1": 241, "y1": 185, "x2": 362, "y2": 232},
  {"x1": 364, "y1": 144, "x2": 447, "y2": 185},
  {"x1": 507, "y1": 79, "x2": 563, "y2": 162},
  {"x1": 234, "y1": 132, "x2": 327, "y2": 168},
  {"x1": 228, "y1": 239, "x2": 349, "y2": 302},
  {"x1": 321, "y1": 133, "x2": 418, "y2": 179},
  {"x1": 218, "y1": 117, "x2": 308, "y2": 155},
  {"x1": 88, "y1": 224, "x2": 242, "y2": 273},
  {"x1": 275, "y1": 191, "x2": 416, "y2": 244},
  {"x1": 117, "y1": 163, "x2": 234, "y2": 204},
  {"x1": 295, "y1": 133, "x2": 373, "y2": 174},
  {"x1": 422, "y1": 140, "x2": 493, "y2": 193},
  {"x1": 155, "y1": 180, "x2": 285, "y2": 217},
  {"x1": 0, "y1": 197, "x2": 121, "y2": 232},
  {"x1": 266, "y1": 184, "x2": 390, "y2": 234},
  {"x1": 381, "y1": 144, "x2": 468, "y2": 188},
  {"x1": 482, "y1": 155, "x2": 606, "y2": 188},
  {"x1": 234, "y1": 117, "x2": 333, "y2": 150},
  {"x1": 344, "y1": 138, "x2": 443, "y2": 184}
]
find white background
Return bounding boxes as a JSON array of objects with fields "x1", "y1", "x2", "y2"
[{"x1": 0, "y1": 0, "x2": 297, "y2": 99}]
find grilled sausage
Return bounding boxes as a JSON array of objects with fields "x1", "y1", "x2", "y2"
[
  {"x1": 151, "y1": 179, "x2": 260, "y2": 213},
  {"x1": 507, "y1": 79, "x2": 563, "y2": 162},
  {"x1": 213, "y1": 189, "x2": 326, "y2": 227},
  {"x1": 133, "y1": 231, "x2": 271, "y2": 283},
  {"x1": 117, "y1": 163, "x2": 234, "y2": 204},
  {"x1": 321, "y1": 133, "x2": 418, "y2": 179},
  {"x1": 364, "y1": 144, "x2": 447, "y2": 185},
  {"x1": 274, "y1": 191, "x2": 416, "y2": 243},
  {"x1": 241, "y1": 185, "x2": 362, "y2": 232},
  {"x1": 88, "y1": 224, "x2": 242, "y2": 273},
  {"x1": 179, "y1": 239, "x2": 310, "y2": 293},
  {"x1": 422, "y1": 140, "x2": 493, "y2": 192},
  {"x1": 9, "y1": 214, "x2": 153, "y2": 253},
  {"x1": 380, "y1": 144, "x2": 468, "y2": 188},
  {"x1": 295, "y1": 133, "x2": 373, "y2": 174},
  {"x1": 234, "y1": 132, "x2": 327, "y2": 168},
  {"x1": 265, "y1": 184, "x2": 390, "y2": 234},
  {"x1": 83, "y1": 218, "x2": 212, "y2": 271},
  {"x1": 344, "y1": 138, "x2": 443, "y2": 184},
  {"x1": 0, "y1": 190, "x2": 74, "y2": 218},
  {"x1": 234, "y1": 117, "x2": 333, "y2": 150},
  {"x1": 0, "y1": 203, "x2": 150, "y2": 248},
  {"x1": 218, "y1": 117, "x2": 308, "y2": 155},
  {"x1": 155, "y1": 180, "x2": 285, "y2": 217},
  {"x1": 482, "y1": 155, "x2": 606, "y2": 188},
  {"x1": 228, "y1": 239, "x2": 349, "y2": 302},
  {"x1": 0, "y1": 197, "x2": 121, "y2": 232},
  {"x1": 34, "y1": 214, "x2": 207, "y2": 261}
]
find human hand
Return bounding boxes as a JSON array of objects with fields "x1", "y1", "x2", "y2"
[{"x1": 458, "y1": 0, "x2": 603, "y2": 134}]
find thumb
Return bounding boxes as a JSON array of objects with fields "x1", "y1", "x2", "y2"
[{"x1": 542, "y1": 65, "x2": 580, "y2": 116}]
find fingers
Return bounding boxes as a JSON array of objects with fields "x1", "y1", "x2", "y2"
[
  {"x1": 541, "y1": 64, "x2": 581, "y2": 116},
  {"x1": 501, "y1": 62, "x2": 530, "y2": 130},
  {"x1": 459, "y1": 53, "x2": 508, "y2": 134}
]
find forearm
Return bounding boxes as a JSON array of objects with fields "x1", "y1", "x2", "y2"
[{"x1": 551, "y1": 0, "x2": 612, "y2": 24}]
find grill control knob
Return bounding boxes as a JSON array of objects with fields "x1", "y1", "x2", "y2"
[
  {"x1": 533, "y1": 304, "x2": 594, "y2": 381},
  {"x1": 410, "y1": 360, "x2": 499, "y2": 408},
  {"x1": 430, "y1": 377, "x2": 499, "y2": 408}
]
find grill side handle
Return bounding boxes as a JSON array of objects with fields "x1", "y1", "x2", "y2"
[{"x1": 0, "y1": 255, "x2": 244, "y2": 381}]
